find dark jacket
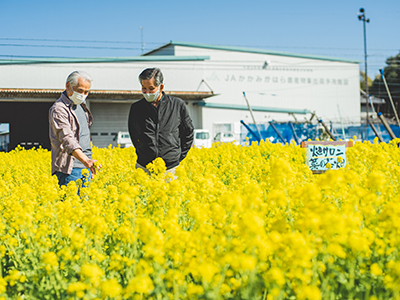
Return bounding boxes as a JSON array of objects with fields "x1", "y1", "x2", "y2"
[{"x1": 128, "y1": 92, "x2": 194, "y2": 169}]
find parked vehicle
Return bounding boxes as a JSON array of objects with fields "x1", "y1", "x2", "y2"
[
  {"x1": 213, "y1": 132, "x2": 238, "y2": 145},
  {"x1": 193, "y1": 129, "x2": 212, "y2": 148},
  {"x1": 114, "y1": 131, "x2": 132, "y2": 148}
]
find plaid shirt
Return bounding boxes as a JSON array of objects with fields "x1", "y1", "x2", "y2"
[{"x1": 49, "y1": 92, "x2": 93, "y2": 175}]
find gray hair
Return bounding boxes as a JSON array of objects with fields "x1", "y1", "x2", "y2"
[
  {"x1": 66, "y1": 70, "x2": 93, "y2": 88},
  {"x1": 138, "y1": 68, "x2": 164, "y2": 86}
]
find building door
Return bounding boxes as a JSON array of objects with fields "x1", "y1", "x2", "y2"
[
  {"x1": 0, "y1": 102, "x2": 53, "y2": 150},
  {"x1": 90, "y1": 102, "x2": 132, "y2": 148}
]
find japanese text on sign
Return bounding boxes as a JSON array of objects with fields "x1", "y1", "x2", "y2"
[{"x1": 307, "y1": 144, "x2": 346, "y2": 171}]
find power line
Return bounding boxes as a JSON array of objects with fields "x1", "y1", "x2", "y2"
[
  {"x1": 0, "y1": 54, "x2": 74, "y2": 58},
  {"x1": 0, "y1": 38, "x2": 398, "y2": 53},
  {"x1": 0, "y1": 43, "x2": 142, "y2": 51},
  {"x1": 0, "y1": 37, "x2": 162, "y2": 45}
]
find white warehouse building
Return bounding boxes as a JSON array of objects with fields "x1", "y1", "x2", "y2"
[{"x1": 0, "y1": 41, "x2": 360, "y2": 149}]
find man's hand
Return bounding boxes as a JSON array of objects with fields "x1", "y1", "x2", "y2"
[
  {"x1": 72, "y1": 149, "x2": 102, "y2": 179},
  {"x1": 83, "y1": 159, "x2": 102, "y2": 179}
]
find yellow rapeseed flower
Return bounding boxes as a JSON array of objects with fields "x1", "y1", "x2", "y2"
[
  {"x1": 370, "y1": 263, "x2": 383, "y2": 276},
  {"x1": 101, "y1": 278, "x2": 122, "y2": 298}
]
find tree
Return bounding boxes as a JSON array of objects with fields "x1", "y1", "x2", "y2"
[
  {"x1": 369, "y1": 52, "x2": 400, "y2": 120},
  {"x1": 359, "y1": 70, "x2": 372, "y2": 91}
]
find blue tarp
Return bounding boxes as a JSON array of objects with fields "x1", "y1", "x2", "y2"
[{"x1": 241, "y1": 122, "x2": 400, "y2": 144}]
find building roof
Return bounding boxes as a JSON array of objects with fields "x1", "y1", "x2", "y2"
[
  {"x1": 143, "y1": 41, "x2": 361, "y2": 64},
  {"x1": 0, "y1": 55, "x2": 209, "y2": 65},
  {"x1": 0, "y1": 41, "x2": 360, "y2": 65},
  {"x1": 360, "y1": 89, "x2": 386, "y2": 104},
  {"x1": 198, "y1": 102, "x2": 311, "y2": 115},
  {"x1": 0, "y1": 88, "x2": 215, "y2": 101}
]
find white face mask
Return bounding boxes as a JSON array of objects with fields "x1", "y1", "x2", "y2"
[
  {"x1": 69, "y1": 90, "x2": 87, "y2": 105},
  {"x1": 143, "y1": 88, "x2": 160, "y2": 102}
]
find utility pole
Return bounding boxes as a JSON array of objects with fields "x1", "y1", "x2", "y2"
[
  {"x1": 380, "y1": 69, "x2": 400, "y2": 136},
  {"x1": 243, "y1": 92, "x2": 262, "y2": 141},
  {"x1": 358, "y1": 8, "x2": 370, "y2": 124},
  {"x1": 140, "y1": 26, "x2": 144, "y2": 54}
]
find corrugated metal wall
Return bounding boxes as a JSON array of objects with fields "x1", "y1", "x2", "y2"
[{"x1": 90, "y1": 102, "x2": 131, "y2": 148}]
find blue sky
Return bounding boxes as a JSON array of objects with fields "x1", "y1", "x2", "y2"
[{"x1": 0, "y1": 0, "x2": 399, "y2": 79}]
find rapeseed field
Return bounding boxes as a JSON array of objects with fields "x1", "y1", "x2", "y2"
[{"x1": 0, "y1": 138, "x2": 399, "y2": 300}]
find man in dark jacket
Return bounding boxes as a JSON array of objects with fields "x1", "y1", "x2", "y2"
[{"x1": 128, "y1": 68, "x2": 194, "y2": 174}]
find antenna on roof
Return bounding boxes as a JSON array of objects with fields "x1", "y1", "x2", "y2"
[{"x1": 140, "y1": 27, "x2": 145, "y2": 54}]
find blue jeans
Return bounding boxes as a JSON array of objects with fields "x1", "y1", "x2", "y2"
[{"x1": 55, "y1": 168, "x2": 91, "y2": 187}]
